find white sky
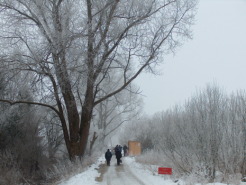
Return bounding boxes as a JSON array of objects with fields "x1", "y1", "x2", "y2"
[{"x1": 136, "y1": 0, "x2": 246, "y2": 115}]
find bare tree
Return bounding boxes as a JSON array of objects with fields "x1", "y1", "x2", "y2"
[
  {"x1": 227, "y1": 91, "x2": 246, "y2": 178},
  {"x1": 120, "y1": 84, "x2": 246, "y2": 182},
  {"x1": 89, "y1": 82, "x2": 142, "y2": 153},
  {"x1": 0, "y1": 0, "x2": 197, "y2": 159}
]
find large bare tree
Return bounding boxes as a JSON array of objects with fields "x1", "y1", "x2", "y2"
[{"x1": 0, "y1": 0, "x2": 197, "y2": 159}]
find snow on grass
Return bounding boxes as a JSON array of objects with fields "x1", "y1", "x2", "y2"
[
  {"x1": 125, "y1": 157, "x2": 246, "y2": 185},
  {"x1": 123, "y1": 156, "x2": 178, "y2": 185},
  {"x1": 58, "y1": 157, "x2": 104, "y2": 185},
  {"x1": 58, "y1": 156, "x2": 246, "y2": 185}
]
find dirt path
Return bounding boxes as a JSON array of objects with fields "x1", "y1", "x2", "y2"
[{"x1": 96, "y1": 157, "x2": 147, "y2": 185}]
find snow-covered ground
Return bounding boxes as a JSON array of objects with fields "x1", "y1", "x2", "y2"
[{"x1": 58, "y1": 156, "x2": 246, "y2": 185}]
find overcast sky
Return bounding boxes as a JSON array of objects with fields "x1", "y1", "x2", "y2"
[{"x1": 136, "y1": 0, "x2": 246, "y2": 115}]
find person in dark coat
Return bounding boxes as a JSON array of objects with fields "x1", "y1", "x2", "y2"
[
  {"x1": 123, "y1": 145, "x2": 128, "y2": 156},
  {"x1": 115, "y1": 145, "x2": 119, "y2": 151},
  {"x1": 115, "y1": 146, "x2": 122, "y2": 165},
  {"x1": 105, "y1": 149, "x2": 112, "y2": 166},
  {"x1": 119, "y1": 145, "x2": 123, "y2": 152}
]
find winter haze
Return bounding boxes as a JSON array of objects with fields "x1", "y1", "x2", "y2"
[
  {"x1": 137, "y1": 0, "x2": 246, "y2": 115},
  {"x1": 0, "y1": 0, "x2": 246, "y2": 184}
]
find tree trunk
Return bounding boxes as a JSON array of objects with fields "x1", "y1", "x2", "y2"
[{"x1": 66, "y1": 123, "x2": 91, "y2": 160}]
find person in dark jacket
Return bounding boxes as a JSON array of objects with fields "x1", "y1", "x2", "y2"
[
  {"x1": 105, "y1": 149, "x2": 112, "y2": 166},
  {"x1": 115, "y1": 146, "x2": 122, "y2": 165},
  {"x1": 119, "y1": 145, "x2": 123, "y2": 153},
  {"x1": 123, "y1": 145, "x2": 128, "y2": 156}
]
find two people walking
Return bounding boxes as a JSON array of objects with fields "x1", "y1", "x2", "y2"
[{"x1": 105, "y1": 144, "x2": 127, "y2": 166}]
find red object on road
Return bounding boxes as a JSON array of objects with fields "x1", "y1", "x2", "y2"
[{"x1": 158, "y1": 167, "x2": 172, "y2": 175}]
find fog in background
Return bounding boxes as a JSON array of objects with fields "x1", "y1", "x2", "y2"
[{"x1": 136, "y1": 0, "x2": 246, "y2": 115}]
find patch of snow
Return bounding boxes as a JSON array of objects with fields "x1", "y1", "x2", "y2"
[
  {"x1": 58, "y1": 157, "x2": 104, "y2": 185},
  {"x1": 58, "y1": 156, "x2": 246, "y2": 185},
  {"x1": 123, "y1": 157, "x2": 178, "y2": 185}
]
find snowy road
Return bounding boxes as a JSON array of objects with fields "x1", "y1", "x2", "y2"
[
  {"x1": 59, "y1": 156, "x2": 241, "y2": 185},
  {"x1": 96, "y1": 157, "x2": 179, "y2": 185},
  {"x1": 58, "y1": 156, "x2": 177, "y2": 185},
  {"x1": 101, "y1": 157, "x2": 146, "y2": 185}
]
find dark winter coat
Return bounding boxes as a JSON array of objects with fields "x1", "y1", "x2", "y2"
[
  {"x1": 119, "y1": 145, "x2": 123, "y2": 152},
  {"x1": 105, "y1": 149, "x2": 112, "y2": 161},
  {"x1": 123, "y1": 145, "x2": 128, "y2": 152},
  {"x1": 115, "y1": 150, "x2": 122, "y2": 159}
]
